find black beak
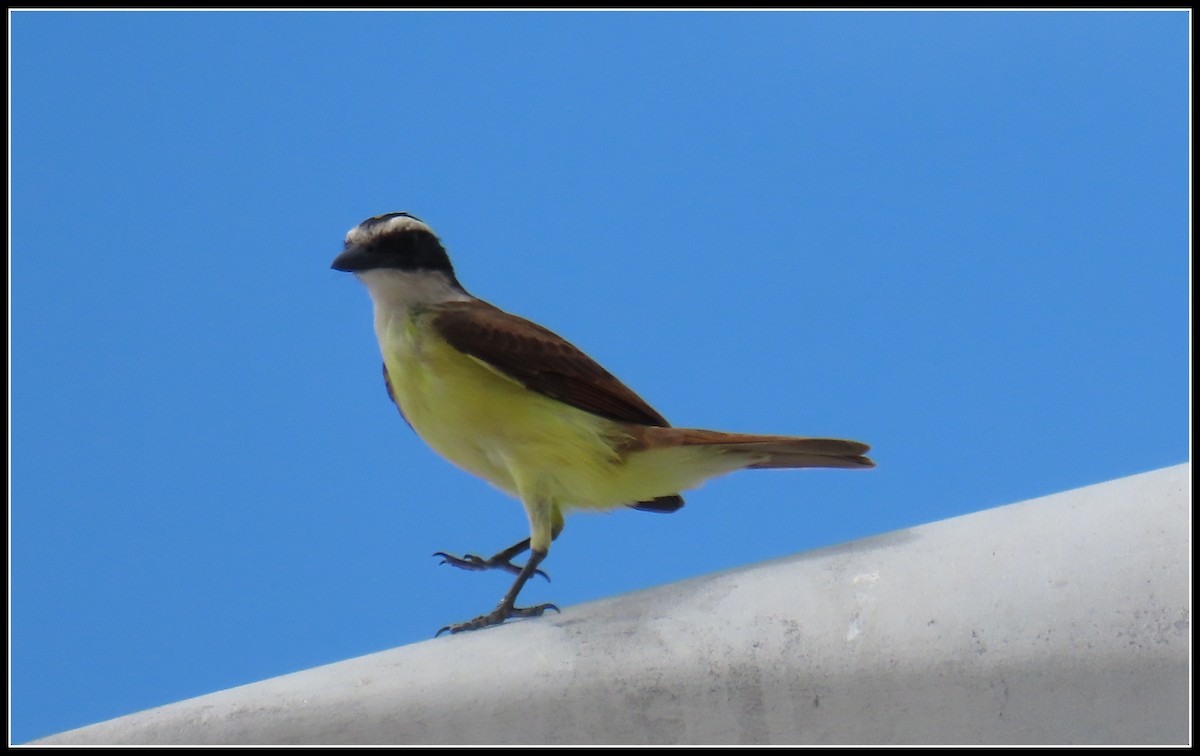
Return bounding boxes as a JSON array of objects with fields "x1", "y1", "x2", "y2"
[{"x1": 331, "y1": 243, "x2": 373, "y2": 272}]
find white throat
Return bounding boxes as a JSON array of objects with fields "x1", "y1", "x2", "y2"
[{"x1": 357, "y1": 268, "x2": 473, "y2": 313}]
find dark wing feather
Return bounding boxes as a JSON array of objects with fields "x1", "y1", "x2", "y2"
[
  {"x1": 631, "y1": 494, "x2": 685, "y2": 513},
  {"x1": 431, "y1": 300, "x2": 669, "y2": 427},
  {"x1": 382, "y1": 361, "x2": 414, "y2": 430},
  {"x1": 383, "y1": 361, "x2": 396, "y2": 404}
]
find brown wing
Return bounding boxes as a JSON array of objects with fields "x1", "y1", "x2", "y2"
[{"x1": 431, "y1": 300, "x2": 670, "y2": 427}]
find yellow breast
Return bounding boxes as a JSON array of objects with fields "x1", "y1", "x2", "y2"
[
  {"x1": 375, "y1": 309, "x2": 628, "y2": 503},
  {"x1": 374, "y1": 309, "x2": 740, "y2": 511}
]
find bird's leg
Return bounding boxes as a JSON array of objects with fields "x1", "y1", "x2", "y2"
[
  {"x1": 437, "y1": 548, "x2": 558, "y2": 635},
  {"x1": 433, "y1": 537, "x2": 550, "y2": 581}
]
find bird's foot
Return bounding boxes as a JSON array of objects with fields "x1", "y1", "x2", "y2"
[
  {"x1": 433, "y1": 551, "x2": 549, "y2": 582},
  {"x1": 436, "y1": 602, "x2": 560, "y2": 636}
]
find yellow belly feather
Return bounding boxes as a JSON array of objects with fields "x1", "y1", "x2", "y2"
[{"x1": 375, "y1": 310, "x2": 739, "y2": 513}]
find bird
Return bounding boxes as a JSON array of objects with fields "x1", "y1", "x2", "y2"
[{"x1": 331, "y1": 212, "x2": 874, "y2": 634}]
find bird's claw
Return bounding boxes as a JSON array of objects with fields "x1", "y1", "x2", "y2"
[
  {"x1": 435, "y1": 603, "x2": 560, "y2": 636},
  {"x1": 432, "y1": 551, "x2": 550, "y2": 582},
  {"x1": 433, "y1": 551, "x2": 487, "y2": 569}
]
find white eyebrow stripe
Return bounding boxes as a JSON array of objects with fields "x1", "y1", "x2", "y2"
[{"x1": 344, "y1": 214, "x2": 433, "y2": 245}]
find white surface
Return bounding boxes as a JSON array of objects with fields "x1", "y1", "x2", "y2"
[{"x1": 34, "y1": 464, "x2": 1191, "y2": 745}]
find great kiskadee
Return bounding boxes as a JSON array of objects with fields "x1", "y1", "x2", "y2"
[{"x1": 332, "y1": 212, "x2": 873, "y2": 634}]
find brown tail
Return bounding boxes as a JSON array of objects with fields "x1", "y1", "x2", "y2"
[{"x1": 638, "y1": 427, "x2": 874, "y2": 470}]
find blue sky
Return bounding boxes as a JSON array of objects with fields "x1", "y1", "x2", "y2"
[{"x1": 10, "y1": 9, "x2": 1189, "y2": 743}]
